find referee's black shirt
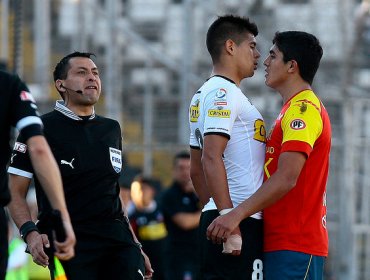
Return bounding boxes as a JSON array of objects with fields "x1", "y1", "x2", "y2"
[{"x1": 8, "y1": 102, "x2": 123, "y2": 224}]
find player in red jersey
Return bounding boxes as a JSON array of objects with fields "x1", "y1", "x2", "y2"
[{"x1": 207, "y1": 31, "x2": 331, "y2": 280}]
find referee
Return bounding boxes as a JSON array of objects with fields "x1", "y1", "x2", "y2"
[
  {"x1": 0, "y1": 70, "x2": 75, "y2": 280},
  {"x1": 7, "y1": 52, "x2": 152, "y2": 280}
]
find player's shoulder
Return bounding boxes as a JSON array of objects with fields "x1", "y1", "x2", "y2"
[{"x1": 291, "y1": 90, "x2": 322, "y2": 111}]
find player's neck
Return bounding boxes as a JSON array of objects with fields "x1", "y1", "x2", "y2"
[{"x1": 212, "y1": 66, "x2": 240, "y2": 86}]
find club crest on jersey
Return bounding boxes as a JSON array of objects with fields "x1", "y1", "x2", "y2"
[
  {"x1": 290, "y1": 119, "x2": 306, "y2": 130},
  {"x1": 109, "y1": 147, "x2": 122, "y2": 173},
  {"x1": 20, "y1": 91, "x2": 36, "y2": 103},
  {"x1": 214, "y1": 88, "x2": 227, "y2": 101},
  {"x1": 14, "y1": 142, "x2": 27, "y2": 153}
]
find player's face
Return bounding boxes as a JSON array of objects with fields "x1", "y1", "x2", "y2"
[
  {"x1": 263, "y1": 44, "x2": 290, "y2": 89},
  {"x1": 63, "y1": 57, "x2": 101, "y2": 107},
  {"x1": 235, "y1": 33, "x2": 260, "y2": 78}
]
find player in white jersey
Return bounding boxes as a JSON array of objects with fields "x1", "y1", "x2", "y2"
[{"x1": 189, "y1": 15, "x2": 266, "y2": 279}]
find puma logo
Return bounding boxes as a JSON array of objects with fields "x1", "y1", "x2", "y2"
[{"x1": 61, "y1": 158, "x2": 75, "y2": 169}]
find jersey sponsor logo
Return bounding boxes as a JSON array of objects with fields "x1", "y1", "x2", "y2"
[
  {"x1": 190, "y1": 99, "x2": 200, "y2": 122},
  {"x1": 61, "y1": 158, "x2": 75, "y2": 169},
  {"x1": 253, "y1": 119, "x2": 266, "y2": 143},
  {"x1": 208, "y1": 109, "x2": 230, "y2": 118},
  {"x1": 19, "y1": 91, "x2": 36, "y2": 103},
  {"x1": 214, "y1": 101, "x2": 227, "y2": 106},
  {"x1": 290, "y1": 119, "x2": 306, "y2": 130},
  {"x1": 109, "y1": 147, "x2": 122, "y2": 173},
  {"x1": 214, "y1": 88, "x2": 227, "y2": 101},
  {"x1": 14, "y1": 142, "x2": 27, "y2": 153}
]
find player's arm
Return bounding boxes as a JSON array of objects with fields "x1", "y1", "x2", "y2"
[
  {"x1": 207, "y1": 151, "x2": 306, "y2": 242},
  {"x1": 202, "y1": 134, "x2": 233, "y2": 211},
  {"x1": 190, "y1": 148, "x2": 210, "y2": 207},
  {"x1": 202, "y1": 134, "x2": 242, "y2": 255},
  {"x1": 26, "y1": 135, "x2": 75, "y2": 260},
  {"x1": 7, "y1": 174, "x2": 51, "y2": 267}
]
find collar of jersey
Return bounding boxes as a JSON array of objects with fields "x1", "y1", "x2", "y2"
[
  {"x1": 209, "y1": 75, "x2": 236, "y2": 85},
  {"x1": 55, "y1": 100, "x2": 96, "y2": 121}
]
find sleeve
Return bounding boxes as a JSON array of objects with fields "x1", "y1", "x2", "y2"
[
  {"x1": 9, "y1": 74, "x2": 43, "y2": 140},
  {"x1": 281, "y1": 99, "x2": 323, "y2": 157},
  {"x1": 189, "y1": 94, "x2": 201, "y2": 149},
  {"x1": 7, "y1": 133, "x2": 34, "y2": 178},
  {"x1": 203, "y1": 88, "x2": 239, "y2": 139}
]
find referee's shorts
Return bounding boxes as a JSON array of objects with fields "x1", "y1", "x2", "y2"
[
  {"x1": 264, "y1": 250, "x2": 325, "y2": 280},
  {"x1": 199, "y1": 210, "x2": 263, "y2": 280}
]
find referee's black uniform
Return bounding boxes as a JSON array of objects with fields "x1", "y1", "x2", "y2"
[
  {"x1": 0, "y1": 70, "x2": 43, "y2": 279},
  {"x1": 9, "y1": 101, "x2": 145, "y2": 280}
]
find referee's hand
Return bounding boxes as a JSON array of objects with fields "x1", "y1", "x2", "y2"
[{"x1": 53, "y1": 219, "x2": 76, "y2": 260}]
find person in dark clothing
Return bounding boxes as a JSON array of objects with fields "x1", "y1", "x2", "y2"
[
  {"x1": 130, "y1": 175, "x2": 167, "y2": 280},
  {"x1": 161, "y1": 151, "x2": 201, "y2": 280},
  {"x1": 7, "y1": 52, "x2": 152, "y2": 280},
  {"x1": 0, "y1": 70, "x2": 75, "y2": 280}
]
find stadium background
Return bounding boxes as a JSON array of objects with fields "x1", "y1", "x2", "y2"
[{"x1": 1, "y1": 0, "x2": 370, "y2": 279}]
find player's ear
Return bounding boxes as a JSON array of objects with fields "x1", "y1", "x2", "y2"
[
  {"x1": 288, "y1": 60, "x2": 298, "y2": 73},
  {"x1": 225, "y1": 39, "x2": 235, "y2": 55}
]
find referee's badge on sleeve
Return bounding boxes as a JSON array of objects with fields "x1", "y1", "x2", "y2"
[{"x1": 109, "y1": 147, "x2": 122, "y2": 173}]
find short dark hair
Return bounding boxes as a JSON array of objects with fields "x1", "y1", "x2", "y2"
[
  {"x1": 173, "y1": 151, "x2": 190, "y2": 166},
  {"x1": 206, "y1": 15, "x2": 258, "y2": 63},
  {"x1": 53, "y1": 51, "x2": 96, "y2": 82},
  {"x1": 272, "y1": 31, "x2": 323, "y2": 85}
]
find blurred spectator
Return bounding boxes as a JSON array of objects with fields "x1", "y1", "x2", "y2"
[
  {"x1": 129, "y1": 175, "x2": 167, "y2": 280},
  {"x1": 119, "y1": 155, "x2": 141, "y2": 216},
  {"x1": 160, "y1": 151, "x2": 201, "y2": 280}
]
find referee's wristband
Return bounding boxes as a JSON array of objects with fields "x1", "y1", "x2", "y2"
[
  {"x1": 219, "y1": 208, "x2": 233, "y2": 215},
  {"x1": 19, "y1": 221, "x2": 39, "y2": 243}
]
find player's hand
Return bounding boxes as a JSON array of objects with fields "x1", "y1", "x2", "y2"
[
  {"x1": 26, "y1": 231, "x2": 50, "y2": 267},
  {"x1": 141, "y1": 250, "x2": 154, "y2": 279},
  {"x1": 206, "y1": 210, "x2": 240, "y2": 244},
  {"x1": 53, "y1": 220, "x2": 75, "y2": 261},
  {"x1": 222, "y1": 227, "x2": 242, "y2": 256}
]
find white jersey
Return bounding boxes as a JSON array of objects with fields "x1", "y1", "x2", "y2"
[{"x1": 189, "y1": 75, "x2": 266, "y2": 219}]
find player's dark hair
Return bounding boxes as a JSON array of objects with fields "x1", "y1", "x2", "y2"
[
  {"x1": 173, "y1": 151, "x2": 190, "y2": 166},
  {"x1": 206, "y1": 15, "x2": 258, "y2": 63},
  {"x1": 272, "y1": 31, "x2": 323, "y2": 85},
  {"x1": 53, "y1": 51, "x2": 96, "y2": 82}
]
